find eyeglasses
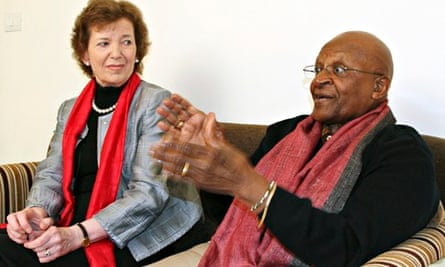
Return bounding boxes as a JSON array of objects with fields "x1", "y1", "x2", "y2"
[{"x1": 303, "y1": 65, "x2": 383, "y2": 78}]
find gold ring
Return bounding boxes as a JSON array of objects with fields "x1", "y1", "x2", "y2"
[
  {"x1": 45, "y1": 249, "x2": 51, "y2": 257},
  {"x1": 181, "y1": 162, "x2": 190, "y2": 177},
  {"x1": 175, "y1": 120, "x2": 184, "y2": 129}
]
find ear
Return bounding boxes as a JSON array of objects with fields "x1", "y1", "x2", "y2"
[
  {"x1": 81, "y1": 53, "x2": 90, "y2": 66},
  {"x1": 372, "y1": 76, "x2": 390, "y2": 100}
]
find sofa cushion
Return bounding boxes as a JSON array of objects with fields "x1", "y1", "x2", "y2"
[{"x1": 146, "y1": 242, "x2": 209, "y2": 267}]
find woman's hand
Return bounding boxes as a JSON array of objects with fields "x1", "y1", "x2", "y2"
[
  {"x1": 23, "y1": 225, "x2": 83, "y2": 263},
  {"x1": 6, "y1": 207, "x2": 52, "y2": 244}
]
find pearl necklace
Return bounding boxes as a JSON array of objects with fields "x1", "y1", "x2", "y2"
[{"x1": 92, "y1": 100, "x2": 117, "y2": 114}]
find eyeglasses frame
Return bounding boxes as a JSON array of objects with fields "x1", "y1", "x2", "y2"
[{"x1": 303, "y1": 65, "x2": 384, "y2": 78}]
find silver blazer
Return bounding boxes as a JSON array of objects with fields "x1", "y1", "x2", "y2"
[{"x1": 26, "y1": 81, "x2": 202, "y2": 261}]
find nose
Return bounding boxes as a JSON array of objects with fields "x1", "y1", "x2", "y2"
[
  {"x1": 312, "y1": 71, "x2": 333, "y2": 88},
  {"x1": 110, "y1": 43, "x2": 122, "y2": 59}
]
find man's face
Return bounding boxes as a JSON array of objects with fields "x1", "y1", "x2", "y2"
[{"x1": 309, "y1": 42, "x2": 381, "y2": 125}]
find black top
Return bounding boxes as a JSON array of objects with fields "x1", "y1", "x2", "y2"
[
  {"x1": 71, "y1": 83, "x2": 124, "y2": 224},
  {"x1": 252, "y1": 115, "x2": 439, "y2": 267}
]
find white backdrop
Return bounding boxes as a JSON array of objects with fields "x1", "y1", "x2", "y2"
[{"x1": 1, "y1": 0, "x2": 444, "y2": 164}]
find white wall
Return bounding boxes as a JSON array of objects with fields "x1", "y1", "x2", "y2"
[{"x1": 1, "y1": 0, "x2": 444, "y2": 164}]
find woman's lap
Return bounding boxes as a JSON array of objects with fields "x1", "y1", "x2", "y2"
[{"x1": 0, "y1": 229, "x2": 88, "y2": 267}]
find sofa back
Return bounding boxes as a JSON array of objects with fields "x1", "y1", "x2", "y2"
[{"x1": 422, "y1": 135, "x2": 445, "y2": 203}]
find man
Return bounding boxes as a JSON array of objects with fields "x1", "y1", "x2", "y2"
[{"x1": 151, "y1": 31, "x2": 440, "y2": 266}]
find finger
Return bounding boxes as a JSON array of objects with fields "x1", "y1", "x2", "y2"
[
  {"x1": 15, "y1": 212, "x2": 33, "y2": 234},
  {"x1": 152, "y1": 142, "x2": 195, "y2": 160},
  {"x1": 39, "y1": 217, "x2": 53, "y2": 231},
  {"x1": 152, "y1": 150, "x2": 192, "y2": 179},
  {"x1": 24, "y1": 227, "x2": 51, "y2": 250},
  {"x1": 170, "y1": 101, "x2": 191, "y2": 120},
  {"x1": 6, "y1": 215, "x2": 28, "y2": 243},
  {"x1": 157, "y1": 106, "x2": 181, "y2": 127},
  {"x1": 37, "y1": 246, "x2": 56, "y2": 263},
  {"x1": 157, "y1": 122, "x2": 187, "y2": 144},
  {"x1": 160, "y1": 160, "x2": 187, "y2": 177},
  {"x1": 156, "y1": 105, "x2": 173, "y2": 120},
  {"x1": 160, "y1": 127, "x2": 183, "y2": 144},
  {"x1": 153, "y1": 143, "x2": 213, "y2": 179},
  {"x1": 151, "y1": 143, "x2": 186, "y2": 171},
  {"x1": 6, "y1": 225, "x2": 27, "y2": 244},
  {"x1": 203, "y1": 112, "x2": 223, "y2": 146},
  {"x1": 157, "y1": 102, "x2": 186, "y2": 126},
  {"x1": 6, "y1": 214, "x2": 22, "y2": 232},
  {"x1": 159, "y1": 98, "x2": 192, "y2": 124},
  {"x1": 156, "y1": 121, "x2": 171, "y2": 132},
  {"x1": 171, "y1": 94, "x2": 201, "y2": 116},
  {"x1": 150, "y1": 143, "x2": 177, "y2": 164},
  {"x1": 169, "y1": 94, "x2": 204, "y2": 124}
]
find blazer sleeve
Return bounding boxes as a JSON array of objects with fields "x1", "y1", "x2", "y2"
[{"x1": 26, "y1": 99, "x2": 76, "y2": 219}]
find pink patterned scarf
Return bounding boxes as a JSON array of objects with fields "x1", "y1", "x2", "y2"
[{"x1": 199, "y1": 102, "x2": 394, "y2": 266}]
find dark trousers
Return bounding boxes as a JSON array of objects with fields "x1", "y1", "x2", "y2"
[
  {"x1": 0, "y1": 219, "x2": 213, "y2": 267},
  {"x1": 0, "y1": 229, "x2": 140, "y2": 267}
]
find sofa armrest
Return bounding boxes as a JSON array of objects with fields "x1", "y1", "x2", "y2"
[
  {"x1": 0, "y1": 162, "x2": 39, "y2": 223},
  {"x1": 363, "y1": 221, "x2": 445, "y2": 266},
  {"x1": 363, "y1": 202, "x2": 445, "y2": 266}
]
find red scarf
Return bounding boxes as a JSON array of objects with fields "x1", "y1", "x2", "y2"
[
  {"x1": 199, "y1": 102, "x2": 394, "y2": 266},
  {"x1": 59, "y1": 73, "x2": 140, "y2": 267}
]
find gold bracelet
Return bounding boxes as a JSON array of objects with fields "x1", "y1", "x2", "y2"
[
  {"x1": 250, "y1": 181, "x2": 276, "y2": 212},
  {"x1": 257, "y1": 182, "x2": 277, "y2": 228}
]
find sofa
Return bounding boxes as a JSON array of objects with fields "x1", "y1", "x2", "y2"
[{"x1": 1, "y1": 122, "x2": 445, "y2": 266}]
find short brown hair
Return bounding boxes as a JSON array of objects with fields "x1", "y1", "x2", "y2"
[{"x1": 71, "y1": 0, "x2": 150, "y2": 77}]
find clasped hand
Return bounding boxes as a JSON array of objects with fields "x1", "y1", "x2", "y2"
[{"x1": 6, "y1": 207, "x2": 81, "y2": 263}]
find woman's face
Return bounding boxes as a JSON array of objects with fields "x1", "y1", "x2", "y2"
[{"x1": 82, "y1": 18, "x2": 137, "y2": 87}]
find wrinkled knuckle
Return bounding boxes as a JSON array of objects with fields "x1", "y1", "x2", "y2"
[{"x1": 53, "y1": 234, "x2": 62, "y2": 243}]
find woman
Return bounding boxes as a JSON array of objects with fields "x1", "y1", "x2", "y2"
[{"x1": 0, "y1": 1, "x2": 204, "y2": 266}]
